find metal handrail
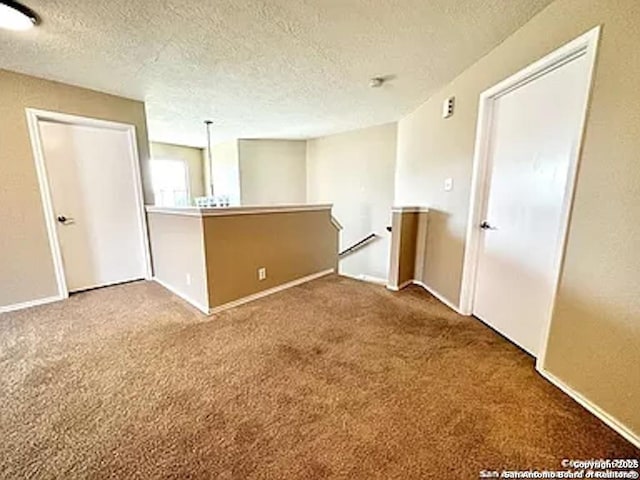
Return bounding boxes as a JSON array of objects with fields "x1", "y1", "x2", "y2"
[{"x1": 339, "y1": 233, "x2": 378, "y2": 258}]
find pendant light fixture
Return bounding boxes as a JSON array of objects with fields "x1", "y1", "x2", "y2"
[{"x1": 0, "y1": 0, "x2": 40, "y2": 31}]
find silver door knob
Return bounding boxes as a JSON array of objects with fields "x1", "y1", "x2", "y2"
[
  {"x1": 57, "y1": 215, "x2": 74, "y2": 224},
  {"x1": 480, "y1": 221, "x2": 497, "y2": 230}
]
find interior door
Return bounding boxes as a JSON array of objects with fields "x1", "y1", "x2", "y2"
[
  {"x1": 472, "y1": 53, "x2": 591, "y2": 356},
  {"x1": 38, "y1": 120, "x2": 146, "y2": 292}
]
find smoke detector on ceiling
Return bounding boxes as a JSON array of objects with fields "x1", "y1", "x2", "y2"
[{"x1": 369, "y1": 77, "x2": 385, "y2": 88}]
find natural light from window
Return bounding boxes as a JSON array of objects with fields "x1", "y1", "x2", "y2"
[{"x1": 150, "y1": 159, "x2": 189, "y2": 207}]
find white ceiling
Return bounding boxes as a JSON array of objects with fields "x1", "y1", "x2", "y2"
[{"x1": 1, "y1": 0, "x2": 553, "y2": 147}]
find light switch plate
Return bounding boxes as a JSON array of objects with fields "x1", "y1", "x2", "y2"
[{"x1": 444, "y1": 178, "x2": 454, "y2": 191}]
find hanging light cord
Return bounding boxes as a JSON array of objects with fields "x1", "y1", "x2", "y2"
[{"x1": 205, "y1": 120, "x2": 214, "y2": 197}]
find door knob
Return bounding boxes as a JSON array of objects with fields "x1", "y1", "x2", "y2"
[
  {"x1": 480, "y1": 221, "x2": 497, "y2": 230},
  {"x1": 57, "y1": 215, "x2": 74, "y2": 224}
]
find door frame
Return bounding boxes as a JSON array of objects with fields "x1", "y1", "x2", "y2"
[
  {"x1": 25, "y1": 108, "x2": 152, "y2": 300},
  {"x1": 458, "y1": 26, "x2": 601, "y2": 359}
]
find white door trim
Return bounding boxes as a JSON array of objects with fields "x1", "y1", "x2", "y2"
[
  {"x1": 458, "y1": 26, "x2": 601, "y2": 360},
  {"x1": 25, "y1": 108, "x2": 152, "y2": 302}
]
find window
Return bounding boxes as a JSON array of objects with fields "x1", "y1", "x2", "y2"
[{"x1": 150, "y1": 159, "x2": 189, "y2": 207}]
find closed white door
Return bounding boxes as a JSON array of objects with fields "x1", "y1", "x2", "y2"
[
  {"x1": 473, "y1": 53, "x2": 591, "y2": 356},
  {"x1": 38, "y1": 120, "x2": 146, "y2": 292}
]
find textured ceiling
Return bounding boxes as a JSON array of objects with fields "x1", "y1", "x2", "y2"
[{"x1": 1, "y1": 0, "x2": 553, "y2": 147}]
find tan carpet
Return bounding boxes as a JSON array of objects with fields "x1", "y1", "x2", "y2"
[{"x1": 0, "y1": 275, "x2": 637, "y2": 479}]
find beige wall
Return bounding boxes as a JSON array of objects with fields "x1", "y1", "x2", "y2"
[
  {"x1": 146, "y1": 213, "x2": 209, "y2": 310},
  {"x1": 203, "y1": 210, "x2": 338, "y2": 307},
  {"x1": 239, "y1": 140, "x2": 307, "y2": 205},
  {"x1": 395, "y1": 0, "x2": 640, "y2": 437},
  {"x1": 208, "y1": 140, "x2": 241, "y2": 205},
  {"x1": 388, "y1": 212, "x2": 416, "y2": 289},
  {"x1": 388, "y1": 210, "x2": 429, "y2": 289},
  {"x1": 307, "y1": 123, "x2": 397, "y2": 282},
  {"x1": 147, "y1": 209, "x2": 339, "y2": 311},
  {"x1": 150, "y1": 142, "x2": 205, "y2": 203},
  {"x1": 0, "y1": 69, "x2": 150, "y2": 308}
]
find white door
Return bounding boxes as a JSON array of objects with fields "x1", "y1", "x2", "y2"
[
  {"x1": 38, "y1": 120, "x2": 146, "y2": 292},
  {"x1": 473, "y1": 53, "x2": 591, "y2": 356}
]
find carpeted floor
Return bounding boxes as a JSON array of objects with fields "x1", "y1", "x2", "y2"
[{"x1": 0, "y1": 275, "x2": 637, "y2": 479}]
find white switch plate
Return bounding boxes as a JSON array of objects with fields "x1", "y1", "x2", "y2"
[
  {"x1": 258, "y1": 267, "x2": 267, "y2": 281},
  {"x1": 185, "y1": 273, "x2": 192, "y2": 285},
  {"x1": 444, "y1": 178, "x2": 454, "y2": 192}
]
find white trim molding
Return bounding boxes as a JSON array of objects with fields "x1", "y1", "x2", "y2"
[
  {"x1": 26, "y1": 110, "x2": 70, "y2": 301},
  {"x1": 386, "y1": 279, "x2": 413, "y2": 291},
  {"x1": 537, "y1": 367, "x2": 640, "y2": 448},
  {"x1": 209, "y1": 269, "x2": 334, "y2": 314},
  {"x1": 152, "y1": 277, "x2": 210, "y2": 315},
  {"x1": 412, "y1": 280, "x2": 465, "y2": 315},
  {"x1": 458, "y1": 27, "x2": 601, "y2": 346},
  {"x1": 386, "y1": 278, "x2": 466, "y2": 316},
  {"x1": 24, "y1": 108, "x2": 153, "y2": 306},
  {"x1": 341, "y1": 272, "x2": 388, "y2": 286},
  {"x1": 391, "y1": 206, "x2": 429, "y2": 214},
  {"x1": 145, "y1": 204, "x2": 333, "y2": 218},
  {"x1": 0, "y1": 295, "x2": 62, "y2": 315}
]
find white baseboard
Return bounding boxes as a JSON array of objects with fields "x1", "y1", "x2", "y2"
[
  {"x1": 412, "y1": 280, "x2": 465, "y2": 315},
  {"x1": 152, "y1": 277, "x2": 210, "y2": 315},
  {"x1": 386, "y1": 279, "x2": 413, "y2": 291},
  {"x1": 0, "y1": 295, "x2": 63, "y2": 314},
  {"x1": 537, "y1": 366, "x2": 639, "y2": 448},
  {"x1": 361, "y1": 274, "x2": 388, "y2": 285},
  {"x1": 386, "y1": 278, "x2": 466, "y2": 315},
  {"x1": 209, "y1": 269, "x2": 334, "y2": 314},
  {"x1": 340, "y1": 272, "x2": 388, "y2": 286}
]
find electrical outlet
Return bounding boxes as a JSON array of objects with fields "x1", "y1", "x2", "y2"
[
  {"x1": 443, "y1": 96, "x2": 455, "y2": 118},
  {"x1": 258, "y1": 267, "x2": 267, "y2": 281},
  {"x1": 185, "y1": 273, "x2": 192, "y2": 286}
]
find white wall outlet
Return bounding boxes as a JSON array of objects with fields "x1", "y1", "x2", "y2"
[
  {"x1": 443, "y1": 96, "x2": 455, "y2": 119},
  {"x1": 185, "y1": 273, "x2": 192, "y2": 286},
  {"x1": 258, "y1": 267, "x2": 267, "y2": 281},
  {"x1": 444, "y1": 178, "x2": 454, "y2": 192}
]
